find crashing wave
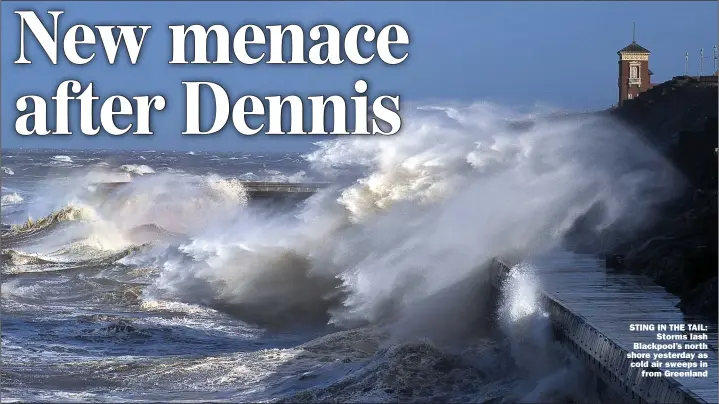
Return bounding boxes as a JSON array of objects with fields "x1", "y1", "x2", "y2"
[
  {"x1": 1, "y1": 192, "x2": 23, "y2": 206},
  {"x1": 84, "y1": 170, "x2": 132, "y2": 183},
  {"x1": 1, "y1": 249, "x2": 54, "y2": 266},
  {"x1": 149, "y1": 102, "x2": 682, "y2": 334},
  {"x1": 3, "y1": 102, "x2": 683, "y2": 339},
  {"x1": 3, "y1": 166, "x2": 14, "y2": 175},
  {"x1": 0, "y1": 101, "x2": 681, "y2": 404},
  {"x1": 204, "y1": 176, "x2": 249, "y2": 204},
  {"x1": 87, "y1": 173, "x2": 249, "y2": 234},
  {"x1": 121, "y1": 164, "x2": 156, "y2": 175},
  {"x1": 2, "y1": 171, "x2": 252, "y2": 254},
  {"x1": 50, "y1": 242, "x2": 143, "y2": 261},
  {"x1": 2, "y1": 244, "x2": 144, "y2": 277},
  {"x1": 8, "y1": 204, "x2": 97, "y2": 233},
  {"x1": 279, "y1": 331, "x2": 519, "y2": 404},
  {"x1": 264, "y1": 170, "x2": 308, "y2": 183}
]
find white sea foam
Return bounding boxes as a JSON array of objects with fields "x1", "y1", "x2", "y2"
[
  {"x1": 147, "y1": 102, "x2": 680, "y2": 337},
  {"x1": 20, "y1": 172, "x2": 251, "y2": 256},
  {"x1": 84, "y1": 170, "x2": 132, "y2": 183},
  {"x1": 120, "y1": 164, "x2": 155, "y2": 175},
  {"x1": 2, "y1": 192, "x2": 24, "y2": 206},
  {"x1": 52, "y1": 155, "x2": 73, "y2": 163},
  {"x1": 3, "y1": 166, "x2": 14, "y2": 175}
]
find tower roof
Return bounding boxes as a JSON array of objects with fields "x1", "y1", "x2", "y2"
[{"x1": 618, "y1": 41, "x2": 651, "y2": 54}]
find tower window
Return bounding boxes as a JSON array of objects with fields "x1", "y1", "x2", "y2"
[{"x1": 628, "y1": 62, "x2": 642, "y2": 85}]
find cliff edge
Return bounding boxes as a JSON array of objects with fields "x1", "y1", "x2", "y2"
[{"x1": 608, "y1": 76, "x2": 718, "y2": 321}]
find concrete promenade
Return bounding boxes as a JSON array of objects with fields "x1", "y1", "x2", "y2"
[{"x1": 490, "y1": 252, "x2": 717, "y2": 404}]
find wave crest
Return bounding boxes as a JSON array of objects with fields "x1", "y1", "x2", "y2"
[
  {"x1": 121, "y1": 164, "x2": 155, "y2": 175},
  {"x1": 1, "y1": 249, "x2": 53, "y2": 266},
  {"x1": 9, "y1": 204, "x2": 97, "y2": 233},
  {"x1": 52, "y1": 155, "x2": 73, "y2": 163},
  {"x1": 1, "y1": 192, "x2": 23, "y2": 206}
]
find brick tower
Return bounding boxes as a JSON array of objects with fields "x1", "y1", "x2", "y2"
[{"x1": 617, "y1": 24, "x2": 653, "y2": 106}]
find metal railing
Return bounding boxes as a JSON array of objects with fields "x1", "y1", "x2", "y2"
[{"x1": 489, "y1": 258, "x2": 707, "y2": 404}]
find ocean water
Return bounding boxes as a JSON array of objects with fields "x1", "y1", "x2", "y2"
[{"x1": 0, "y1": 104, "x2": 681, "y2": 403}]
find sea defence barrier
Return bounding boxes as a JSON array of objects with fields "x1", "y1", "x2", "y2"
[
  {"x1": 91, "y1": 181, "x2": 327, "y2": 200},
  {"x1": 488, "y1": 258, "x2": 710, "y2": 404},
  {"x1": 238, "y1": 181, "x2": 328, "y2": 199}
]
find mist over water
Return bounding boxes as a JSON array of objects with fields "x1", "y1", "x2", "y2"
[{"x1": 1, "y1": 102, "x2": 681, "y2": 402}]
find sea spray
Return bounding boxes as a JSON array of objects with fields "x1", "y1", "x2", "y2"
[
  {"x1": 0, "y1": 116, "x2": 684, "y2": 403},
  {"x1": 497, "y1": 263, "x2": 557, "y2": 376},
  {"x1": 10, "y1": 204, "x2": 98, "y2": 233},
  {"x1": 144, "y1": 102, "x2": 682, "y2": 336},
  {"x1": 1, "y1": 192, "x2": 23, "y2": 206},
  {"x1": 26, "y1": 172, "x2": 250, "y2": 236},
  {"x1": 311, "y1": 104, "x2": 680, "y2": 330},
  {"x1": 3, "y1": 102, "x2": 682, "y2": 337},
  {"x1": 497, "y1": 263, "x2": 598, "y2": 403},
  {"x1": 120, "y1": 164, "x2": 155, "y2": 175}
]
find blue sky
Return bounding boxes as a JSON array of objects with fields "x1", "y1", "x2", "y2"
[{"x1": 1, "y1": 1, "x2": 717, "y2": 152}]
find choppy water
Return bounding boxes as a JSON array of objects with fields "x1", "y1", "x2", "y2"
[{"x1": 1, "y1": 104, "x2": 681, "y2": 403}]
